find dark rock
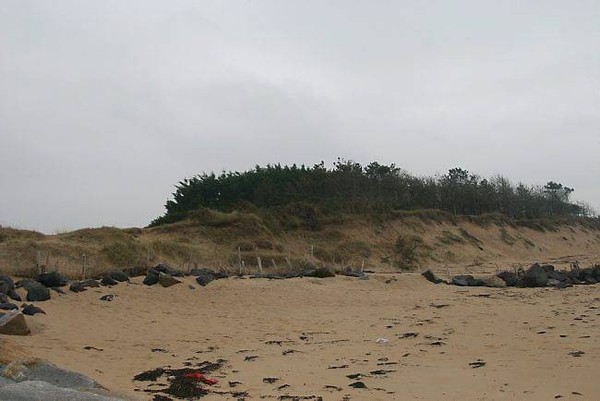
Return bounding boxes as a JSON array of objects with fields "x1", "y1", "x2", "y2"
[
  {"x1": 341, "y1": 267, "x2": 366, "y2": 278},
  {"x1": 21, "y1": 304, "x2": 46, "y2": 315},
  {"x1": 451, "y1": 275, "x2": 483, "y2": 286},
  {"x1": 100, "y1": 276, "x2": 118, "y2": 286},
  {"x1": 196, "y1": 272, "x2": 215, "y2": 287},
  {"x1": 109, "y1": 271, "x2": 129, "y2": 282},
  {"x1": 0, "y1": 275, "x2": 15, "y2": 294},
  {"x1": 51, "y1": 287, "x2": 66, "y2": 295},
  {"x1": 25, "y1": 282, "x2": 51, "y2": 302},
  {"x1": 99, "y1": 295, "x2": 115, "y2": 302},
  {"x1": 35, "y1": 271, "x2": 67, "y2": 288},
  {"x1": 143, "y1": 269, "x2": 160, "y2": 286},
  {"x1": 496, "y1": 271, "x2": 519, "y2": 286},
  {"x1": 302, "y1": 267, "x2": 335, "y2": 278},
  {"x1": 422, "y1": 269, "x2": 444, "y2": 284},
  {"x1": 0, "y1": 381, "x2": 123, "y2": 401},
  {"x1": 15, "y1": 278, "x2": 38, "y2": 290},
  {"x1": 189, "y1": 268, "x2": 228, "y2": 279},
  {"x1": 348, "y1": 381, "x2": 367, "y2": 389},
  {"x1": 0, "y1": 312, "x2": 30, "y2": 335},
  {"x1": 7, "y1": 289, "x2": 21, "y2": 302},
  {"x1": 153, "y1": 263, "x2": 185, "y2": 277},
  {"x1": 480, "y1": 275, "x2": 507, "y2": 288},
  {"x1": 158, "y1": 274, "x2": 181, "y2": 288},
  {"x1": 69, "y1": 279, "x2": 100, "y2": 293},
  {"x1": 0, "y1": 303, "x2": 18, "y2": 310},
  {"x1": 522, "y1": 263, "x2": 549, "y2": 287}
]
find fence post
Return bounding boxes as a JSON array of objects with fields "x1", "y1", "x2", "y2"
[
  {"x1": 82, "y1": 253, "x2": 87, "y2": 281},
  {"x1": 257, "y1": 256, "x2": 263, "y2": 276}
]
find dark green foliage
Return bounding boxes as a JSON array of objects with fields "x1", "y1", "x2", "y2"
[
  {"x1": 394, "y1": 234, "x2": 425, "y2": 269},
  {"x1": 150, "y1": 160, "x2": 593, "y2": 227}
]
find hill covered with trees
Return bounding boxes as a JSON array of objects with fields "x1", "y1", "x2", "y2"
[{"x1": 150, "y1": 160, "x2": 594, "y2": 228}]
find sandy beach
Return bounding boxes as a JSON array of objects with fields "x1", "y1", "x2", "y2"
[{"x1": 5, "y1": 273, "x2": 598, "y2": 400}]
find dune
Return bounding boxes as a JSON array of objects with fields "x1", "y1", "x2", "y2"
[{"x1": 3, "y1": 272, "x2": 598, "y2": 400}]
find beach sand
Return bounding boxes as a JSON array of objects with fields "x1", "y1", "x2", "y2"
[{"x1": 7, "y1": 273, "x2": 599, "y2": 400}]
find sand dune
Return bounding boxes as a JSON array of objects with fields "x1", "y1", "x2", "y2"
[{"x1": 4, "y1": 273, "x2": 598, "y2": 400}]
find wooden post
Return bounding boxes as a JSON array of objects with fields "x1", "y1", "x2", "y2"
[
  {"x1": 82, "y1": 253, "x2": 87, "y2": 281},
  {"x1": 310, "y1": 244, "x2": 314, "y2": 258},
  {"x1": 361, "y1": 259, "x2": 365, "y2": 273},
  {"x1": 238, "y1": 247, "x2": 242, "y2": 275},
  {"x1": 257, "y1": 256, "x2": 263, "y2": 276}
]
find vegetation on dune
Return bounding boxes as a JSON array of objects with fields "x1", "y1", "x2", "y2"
[{"x1": 150, "y1": 160, "x2": 595, "y2": 228}]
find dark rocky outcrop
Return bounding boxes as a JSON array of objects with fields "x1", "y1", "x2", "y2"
[
  {"x1": 195, "y1": 272, "x2": 215, "y2": 287},
  {"x1": 21, "y1": 304, "x2": 46, "y2": 316},
  {"x1": 521, "y1": 263, "x2": 549, "y2": 287},
  {"x1": 301, "y1": 267, "x2": 335, "y2": 278},
  {"x1": 189, "y1": 268, "x2": 228, "y2": 280},
  {"x1": 158, "y1": 274, "x2": 181, "y2": 288},
  {"x1": 0, "y1": 275, "x2": 15, "y2": 294},
  {"x1": 100, "y1": 276, "x2": 118, "y2": 286},
  {"x1": 153, "y1": 263, "x2": 185, "y2": 277},
  {"x1": 143, "y1": 269, "x2": 160, "y2": 286},
  {"x1": 69, "y1": 280, "x2": 100, "y2": 293},
  {"x1": 23, "y1": 282, "x2": 50, "y2": 302}
]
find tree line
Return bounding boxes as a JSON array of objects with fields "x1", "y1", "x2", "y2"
[{"x1": 150, "y1": 160, "x2": 594, "y2": 226}]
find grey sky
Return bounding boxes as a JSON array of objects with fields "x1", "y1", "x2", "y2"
[{"x1": 1, "y1": 0, "x2": 598, "y2": 233}]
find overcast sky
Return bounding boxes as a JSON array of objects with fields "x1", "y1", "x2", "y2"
[{"x1": 1, "y1": 0, "x2": 598, "y2": 233}]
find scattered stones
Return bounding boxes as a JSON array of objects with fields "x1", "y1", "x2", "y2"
[
  {"x1": 398, "y1": 332, "x2": 419, "y2": 339},
  {"x1": 568, "y1": 351, "x2": 585, "y2": 357},
  {"x1": 262, "y1": 377, "x2": 279, "y2": 383},
  {"x1": 158, "y1": 274, "x2": 181, "y2": 288},
  {"x1": 243, "y1": 355, "x2": 258, "y2": 361},
  {"x1": 0, "y1": 312, "x2": 30, "y2": 335},
  {"x1": 35, "y1": 271, "x2": 67, "y2": 288},
  {"x1": 99, "y1": 295, "x2": 115, "y2": 302},
  {"x1": 21, "y1": 304, "x2": 46, "y2": 316}
]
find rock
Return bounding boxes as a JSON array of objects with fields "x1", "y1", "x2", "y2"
[
  {"x1": 195, "y1": 272, "x2": 215, "y2": 287},
  {"x1": 143, "y1": 270, "x2": 159, "y2": 286},
  {"x1": 50, "y1": 287, "x2": 65, "y2": 295},
  {"x1": 25, "y1": 282, "x2": 50, "y2": 302},
  {"x1": 341, "y1": 267, "x2": 366, "y2": 278},
  {"x1": 21, "y1": 304, "x2": 46, "y2": 316},
  {"x1": 70, "y1": 279, "x2": 100, "y2": 293},
  {"x1": 496, "y1": 271, "x2": 519, "y2": 286},
  {"x1": 189, "y1": 268, "x2": 228, "y2": 279},
  {"x1": 422, "y1": 269, "x2": 444, "y2": 284},
  {"x1": 0, "y1": 312, "x2": 30, "y2": 335},
  {"x1": 100, "y1": 276, "x2": 118, "y2": 286},
  {"x1": 451, "y1": 275, "x2": 483, "y2": 286},
  {"x1": 0, "y1": 275, "x2": 15, "y2": 294},
  {"x1": 158, "y1": 274, "x2": 181, "y2": 288},
  {"x1": 2, "y1": 360, "x2": 100, "y2": 389},
  {"x1": 302, "y1": 267, "x2": 335, "y2": 278},
  {"x1": 99, "y1": 295, "x2": 114, "y2": 302},
  {"x1": 0, "y1": 380, "x2": 124, "y2": 401},
  {"x1": 153, "y1": 263, "x2": 184, "y2": 277},
  {"x1": 480, "y1": 275, "x2": 507, "y2": 288},
  {"x1": 348, "y1": 381, "x2": 367, "y2": 388},
  {"x1": 109, "y1": 271, "x2": 129, "y2": 282},
  {"x1": 0, "y1": 303, "x2": 18, "y2": 310},
  {"x1": 7, "y1": 289, "x2": 22, "y2": 302},
  {"x1": 0, "y1": 293, "x2": 8, "y2": 303},
  {"x1": 35, "y1": 272, "x2": 67, "y2": 288},
  {"x1": 0, "y1": 376, "x2": 15, "y2": 387},
  {"x1": 522, "y1": 263, "x2": 549, "y2": 287}
]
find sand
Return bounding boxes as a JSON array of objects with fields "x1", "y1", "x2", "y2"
[{"x1": 6, "y1": 273, "x2": 600, "y2": 400}]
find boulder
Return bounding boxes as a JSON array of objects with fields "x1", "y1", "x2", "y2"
[
  {"x1": 25, "y1": 283, "x2": 50, "y2": 302},
  {"x1": 421, "y1": 269, "x2": 444, "y2": 284},
  {"x1": 100, "y1": 276, "x2": 118, "y2": 286},
  {"x1": 35, "y1": 272, "x2": 67, "y2": 288},
  {"x1": 0, "y1": 275, "x2": 15, "y2": 294},
  {"x1": 0, "y1": 312, "x2": 30, "y2": 335},
  {"x1": 302, "y1": 267, "x2": 335, "y2": 278},
  {"x1": 108, "y1": 271, "x2": 129, "y2": 283},
  {"x1": 69, "y1": 280, "x2": 100, "y2": 293},
  {"x1": 153, "y1": 263, "x2": 185, "y2": 277},
  {"x1": 0, "y1": 303, "x2": 18, "y2": 310},
  {"x1": 158, "y1": 274, "x2": 181, "y2": 288},
  {"x1": 2, "y1": 360, "x2": 100, "y2": 390},
  {"x1": 195, "y1": 272, "x2": 215, "y2": 287},
  {"x1": 0, "y1": 376, "x2": 15, "y2": 387},
  {"x1": 189, "y1": 268, "x2": 228, "y2": 279},
  {"x1": 521, "y1": 263, "x2": 549, "y2": 287},
  {"x1": 496, "y1": 271, "x2": 519, "y2": 286},
  {"x1": 7, "y1": 289, "x2": 21, "y2": 302},
  {"x1": 142, "y1": 270, "x2": 159, "y2": 286},
  {"x1": 451, "y1": 275, "x2": 483, "y2": 286},
  {"x1": 0, "y1": 381, "x2": 124, "y2": 401},
  {"x1": 480, "y1": 275, "x2": 507, "y2": 288},
  {"x1": 21, "y1": 304, "x2": 46, "y2": 316}
]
